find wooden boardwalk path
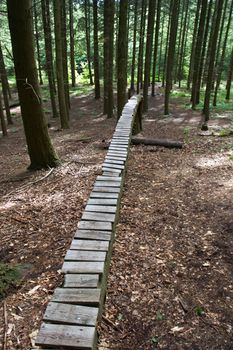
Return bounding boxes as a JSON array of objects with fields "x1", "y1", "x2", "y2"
[{"x1": 35, "y1": 95, "x2": 143, "y2": 350}]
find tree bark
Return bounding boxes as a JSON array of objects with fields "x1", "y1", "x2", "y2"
[
  {"x1": 0, "y1": 91, "x2": 8, "y2": 137},
  {"x1": 177, "y1": 0, "x2": 189, "y2": 87},
  {"x1": 41, "y1": 0, "x2": 58, "y2": 119},
  {"x1": 164, "y1": 0, "x2": 180, "y2": 115},
  {"x1": 7, "y1": 0, "x2": 60, "y2": 169},
  {"x1": 33, "y1": 0, "x2": 43, "y2": 85},
  {"x1": 54, "y1": 0, "x2": 69, "y2": 128},
  {"x1": 202, "y1": 0, "x2": 224, "y2": 128},
  {"x1": 117, "y1": 0, "x2": 128, "y2": 118},
  {"x1": 84, "y1": 0, "x2": 93, "y2": 85},
  {"x1": 151, "y1": 0, "x2": 161, "y2": 96},
  {"x1": 143, "y1": 0, "x2": 157, "y2": 112},
  {"x1": 158, "y1": 10, "x2": 165, "y2": 82},
  {"x1": 226, "y1": 47, "x2": 233, "y2": 100},
  {"x1": 130, "y1": 0, "x2": 138, "y2": 93},
  {"x1": 0, "y1": 42, "x2": 13, "y2": 125},
  {"x1": 69, "y1": 0, "x2": 76, "y2": 87},
  {"x1": 131, "y1": 137, "x2": 183, "y2": 148},
  {"x1": 93, "y1": 0, "x2": 100, "y2": 99},
  {"x1": 136, "y1": 0, "x2": 147, "y2": 94},
  {"x1": 61, "y1": 0, "x2": 70, "y2": 111}
]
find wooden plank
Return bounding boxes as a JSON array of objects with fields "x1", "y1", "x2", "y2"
[
  {"x1": 86, "y1": 205, "x2": 117, "y2": 213},
  {"x1": 109, "y1": 145, "x2": 128, "y2": 150},
  {"x1": 70, "y1": 240, "x2": 109, "y2": 251},
  {"x1": 78, "y1": 220, "x2": 112, "y2": 231},
  {"x1": 96, "y1": 176, "x2": 122, "y2": 182},
  {"x1": 65, "y1": 250, "x2": 107, "y2": 261},
  {"x1": 87, "y1": 198, "x2": 118, "y2": 206},
  {"x1": 105, "y1": 156, "x2": 127, "y2": 161},
  {"x1": 82, "y1": 211, "x2": 116, "y2": 223},
  {"x1": 90, "y1": 191, "x2": 119, "y2": 199},
  {"x1": 43, "y1": 302, "x2": 98, "y2": 326},
  {"x1": 102, "y1": 171, "x2": 121, "y2": 177},
  {"x1": 102, "y1": 168, "x2": 122, "y2": 175},
  {"x1": 62, "y1": 261, "x2": 105, "y2": 274},
  {"x1": 75, "y1": 229, "x2": 112, "y2": 241},
  {"x1": 64, "y1": 274, "x2": 99, "y2": 288},
  {"x1": 52, "y1": 288, "x2": 101, "y2": 305},
  {"x1": 35, "y1": 323, "x2": 96, "y2": 349},
  {"x1": 93, "y1": 186, "x2": 120, "y2": 193},
  {"x1": 94, "y1": 180, "x2": 121, "y2": 187},
  {"x1": 107, "y1": 151, "x2": 128, "y2": 156},
  {"x1": 103, "y1": 159, "x2": 125, "y2": 165},
  {"x1": 102, "y1": 163, "x2": 124, "y2": 170}
]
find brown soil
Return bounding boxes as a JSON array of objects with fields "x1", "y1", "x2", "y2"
[{"x1": 0, "y1": 88, "x2": 233, "y2": 350}]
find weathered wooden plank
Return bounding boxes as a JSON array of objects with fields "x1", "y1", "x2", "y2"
[
  {"x1": 107, "y1": 151, "x2": 128, "y2": 156},
  {"x1": 82, "y1": 211, "x2": 116, "y2": 223},
  {"x1": 70, "y1": 240, "x2": 109, "y2": 251},
  {"x1": 65, "y1": 250, "x2": 107, "y2": 261},
  {"x1": 43, "y1": 302, "x2": 98, "y2": 326},
  {"x1": 86, "y1": 205, "x2": 117, "y2": 213},
  {"x1": 102, "y1": 171, "x2": 121, "y2": 177},
  {"x1": 75, "y1": 229, "x2": 112, "y2": 241},
  {"x1": 96, "y1": 176, "x2": 122, "y2": 182},
  {"x1": 103, "y1": 159, "x2": 124, "y2": 166},
  {"x1": 109, "y1": 145, "x2": 128, "y2": 150},
  {"x1": 62, "y1": 261, "x2": 105, "y2": 274},
  {"x1": 78, "y1": 220, "x2": 112, "y2": 231},
  {"x1": 105, "y1": 156, "x2": 127, "y2": 162},
  {"x1": 102, "y1": 168, "x2": 122, "y2": 175},
  {"x1": 52, "y1": 288, "x2": 101, "y2": 305},
  {"x1": 90, "y1": 191, "x2": 119, "y2": 199},
  {"x1": 94, "y1": 180, "x2": 121, "y2": 187},
  {"x1": 92, "y1": 186, "x2": 121, "y2": 193},
  {"x1": 36, "y1": 323, "x2": 96, "y2": 349},
  {"x1": 64, "y1": 274, "x2": 99, "y2": 288},
  {"x1": 102, "y1": 163, "x2": 124, "y2": 170},
  {"x1": 87, "y1": 198, "x2": 118, "y2": 206}
]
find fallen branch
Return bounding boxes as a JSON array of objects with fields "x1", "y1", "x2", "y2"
[
  {"x1": 102, "y1": 315, "x2": 119, "y2": 331},
  {"x1": 131, "y1": 137, "x2": 183, "y2": 149}
]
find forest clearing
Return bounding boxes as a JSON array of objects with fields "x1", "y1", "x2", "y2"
[{"x1": 0, "y1": 0, "x2": 233, "y2": 349}]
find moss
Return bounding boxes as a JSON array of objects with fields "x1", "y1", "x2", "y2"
[{"x1": 0, "y1": 263, "x2": 31, "y2": 298}]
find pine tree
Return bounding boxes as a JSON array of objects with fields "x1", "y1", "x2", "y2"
[
  {"x1": 151, "y1": 0, "x2": 161, "y2": 96},
  {"x1": 93, "y1": 0, "x2": 100, "y2": 99},
  {"x1": 69, "y1": 0, "x2": 76, "y2": 87}
]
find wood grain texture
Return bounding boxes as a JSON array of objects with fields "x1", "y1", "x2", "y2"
[
  {"x1": 52, "y1": 288, "x2": 101, "y2": 305},
  {"x1": 78, "y1": 220, "x2": 112, "y2": 231},
  {"x1": 85, "y1": 205, "x2": 117, "y2": 213},
  {"x1": 82, "y1": 211, "x2": 116, "y2": 223},
  {"x1": 70, "y1": 240, "x2": 109, "y2": 251},
  {"x1": 65, "y1": 250, "x2": 107, "y2": 261},
  {"x1": 64, "y1": 274, "x2": 99, "y2": 288},
  {"x1": 75, "y1": 229, "x2": 112, "y2": 241},
  {"x1": 62, "y1": 261, "x2": 105, "y2": 274}
]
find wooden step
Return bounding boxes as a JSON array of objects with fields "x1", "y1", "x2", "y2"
[
  {"x1": 65, "y1": 250, "x2": 106, "y2": 262},
  {"x1": 62, "y1": 261, "x2": 105, "y2": 274},
  {"x1": 52, "y1": 288, "x2": 101, "y2": 306},
  {"x1": 70, "y1": 240, "x2": 109, "y2": 251},
  {"x1": 78, "y1": 220, "x2": 112, "y2": 231},
  {"x1": 64, "y1": 274, "x2": 99, "y2": 288},
  {"x1": 74, "y1": 229, "x2": 112, "y2": 241}
]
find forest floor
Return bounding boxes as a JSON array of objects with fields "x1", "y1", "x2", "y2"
[{"x1": 0, "y1": 86, "x2": 233, "y2": 350}]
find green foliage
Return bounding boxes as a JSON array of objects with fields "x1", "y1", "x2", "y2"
[
  {"x1": 183, "y1": 127, "x2": 191, "y2": 143},
  {"x1": 156, "y1": 311, "x2": 164, "y2": 321},
  {"x1": 0, "y1": 263, "x2": 22, "y2": 298},
  {"x1": 218, "y1": 129, "x2": 233, "y2": 137},
  {"x1": 195, "y1": 306, "x2": 205, "y2": 316},
  {"x1": 229, "y1": 154, "x2": 233, "y2": 160}
]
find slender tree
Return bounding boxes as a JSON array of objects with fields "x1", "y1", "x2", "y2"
[
  {"x1": 117, "y1": 0, "x2": 128, "y2": 118},
  {"x1": 0, "y1": 42, "x2": 13, "y2": 125},
  {"x1": 226, "y1": 47, "x2": 233, "y2": 101},
  {"x1": 130, "y1": 0, "x2": 138, "y2": 93},
  {"x1": 61, "y1": 0, "x2": 70, "y2": 110},
  {"x1": 84, "y1": 0, "x2": 93, "y2": 85},
  {"x1": 41, "y1": 0, "x2": 58, "y2": 119},
  {"x1": 143, "y1": 0, "x2": 156, "y2": 111},
  {"x1": 202, "y1": 0, "x2": 224, "y2": 128},
  {"x1": 33, "y1": 0, "x2": 43, "y2": 85},
  {"x1": 162, "y1": 3, "x2": 172, "y2": 87},
  {"x1": 177, "y1": 0, "x2": 189, "y2": 87},
  {"x1": 158, "y1": 10, "x2": 165, "y2": 82},
  {"x1": 137, "y1": 0, "x2": 147, "y2": 93},
  {"x1": 93, "y1": 0, "x2": 100, "y2": 99},
  {"x1": 151, "y1": 0, "x2": 161, "y2": 96},
  {"x1": 164, "y1": 0, "x2": 180, "y2": 115},
  {"x1": 0, "y1": 91, "x2": 7, "y2": 137},
  {"x1": 54, "y1": 0, "x2": 69, "y2": 128},
  {"x1": 7, "y1": 0, "x2": 60, "y2": 169},
  {"x1": 69, "y1": 0, "x2": 76, "y2": 87}
]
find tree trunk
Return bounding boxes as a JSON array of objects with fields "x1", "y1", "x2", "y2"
[
  {"x1": 0, "y1": 42, "x2": 13, "y2": 125},
  {"x1": 84, "y1": 0, "x2": 93, "y2": 85},
  {"x1": 226, "y1": 47, "x2": 233, "y2": 100},
  {"x1": 131, "y1": 137, "x2": 183, "y2": 148},
  {"x1": 164, "y1": 0, "x2": 180, "y2": 115},
  {"x1": 158, "y1": 10, "x2": 165, "y2": 82},
  {"x1": 177, "y1": 0, "x2": 189, "y2": 87},
  {"x1": 136, "y1": 0, "x2": 147, "y2": 94},
  {"x1": 187, "y1": 0, "x2": 202, "y2": 90},
  {"x1": 143, "y1": 0, "x2": 157, "y2": 112},
  {"x1": 69, "y1": 0, "x2": 76, "y2": 88},
  {"x1": 7, "y1": 0, "x2": 60, "y2": 169},
  {"x1": 117, "y1": 0, "x2": 128, "y2": 118},
  {"x1": 0, "y1": 91, "x2": 8, "y2": 137},
  {"x1": 34, "y1": 0, "x2": 43, "y2": 85},
  {"x1": 93, "y1": 0, "x2": 100, "y2": 99},
  {"x1": 151, "y1": 0, "x2": 161, "y2": 96},
  {"x1": 130, "y1": 0, "x2": 138, "y2": 92},
  {"x1": 191, "y1": 0, "x2": 208, "y2": 109},
  {"x1": 213, "y1": 0, "x2": 233, "y2": 106},
  {"x1": 202, "y1": 0, "x2": 224, "y2": 128},
  {"x1": 54, "y1": 0, "x2": 69, "y2": 128},
  {"x1": 61, "y1": 0, "x2": 70, "y2": 111},
  {"x1": 41, "y1": 0, "x2": 59, "y2": 119},
  {"x1": 162, "y1": 4, "x2": 172, "y2": 88}
]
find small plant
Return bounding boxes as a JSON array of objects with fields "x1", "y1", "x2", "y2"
[
  {"x1": 0, "y1": 263, "x2": 21, "y2": 298},
  {"x1": 218, "y1": 129, "x2": 233, "y2": 137},
  {"x1": 151, "y1": 336, "x2": 159, "y2": 346},
  {"x1": 194, "y1": 306, "x2": 205, "y2": 316},
  {"x1": 183, "y1": 127, "x2": 190, "y2": 143},
  {"x1": 156, "y1": 311, "x2": 164, "y2": 321},
  {"x1": 229, "y1": 154, "x2": 233, "y2": 160}
]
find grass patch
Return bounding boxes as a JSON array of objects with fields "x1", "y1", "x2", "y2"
[
  {"x1": 0, "y1": 263, "x2": 31, "y2": 298},
  {"x1": 218, "y1": 129, "x2": 233, "y2": 137}
]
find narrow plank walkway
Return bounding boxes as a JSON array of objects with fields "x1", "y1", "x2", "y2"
[{"x1": 35, "y1": 95, "x2": 143, "y2": 350}]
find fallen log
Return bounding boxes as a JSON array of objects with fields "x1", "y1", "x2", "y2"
[{"x1": 131, "y1": 137, "x2": 183, "y2": 149}]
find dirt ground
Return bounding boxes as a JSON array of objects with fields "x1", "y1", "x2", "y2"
[{"x1": 0, "y1": 88, "x2": 233, "y2": 350}]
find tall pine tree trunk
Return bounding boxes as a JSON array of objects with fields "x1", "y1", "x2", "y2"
[
  {"x1": 117, "y1": 0, "x2": 128, "y2": 118},
  {"x1": 54, "y1": 0, "x2": 69, "y2": 128},
  {"x1": 69, "y1": 0, "x2": 76, "y2": 87},
  {"x1": 61, "y1": 0, "x2": 70, "y2": 111},
  {"x1": 151, "y1": 0, "x2": 161, "y2": 96},
  {"x1": 143, "y1": 0, "x2": 156, "y2": 112},
  {"x1": 34, "y1": 0, "x2": 43, "y2": 85},
  {"x1": 226, "y1": 47, "x2": 233, "y2": 100},
  {"x1": 164, "y1": 0, "x2": 179, "y2": 115},
  {"x1": 202, "y1": 0, "x2": 224, "y2": 128},
  {"x1": 162, "y1": 4, "x2": 172, "y2": 88},
  {"x1": 41, "y1": 0, "x2": 58, "y2": 119},
  {"x1": 93, "y1": 0, "x2": 100, "y2": 99},
  {"x1": 0, "y1": 91, "x2": 8, "y2": 137},
  {"x1": 137, "y1": 0, "x2": 147, "y2": 93},
  {"x1": 158, "y1": 11, "x2": 165, "y2": 82},
  {"x1": 7, "y1": 0, "x2": 60, "y2": 169},
  {"x1": 177, "y1": 0, "x2": 189, "y2": 87},
  {"x1": 0, "y1": 42, "x2": 13, "y2": 125},
  {"x1": 130, "y1": 0, "x2": 138, "y2": 92},
  {"x1": 84, "y1": 0, "x2": 93, "y2": 85}
]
